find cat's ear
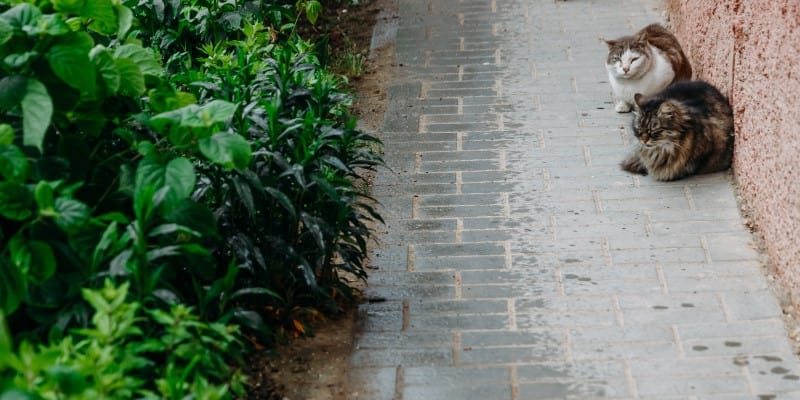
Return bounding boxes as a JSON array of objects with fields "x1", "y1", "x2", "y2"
[
  {"x1": 658, "y1": 101, "x2": 676, "y2": 118},
  {"x1": 635, "y1": 30, "x2": 648, "y2": 43},
  {"x1": 602, "y1": 38, "x2": 617, "y2": 48}
]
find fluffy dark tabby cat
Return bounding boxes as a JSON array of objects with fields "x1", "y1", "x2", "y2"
[{"x1": 620, "y1": 81, "x2": 735, "y2": 181}]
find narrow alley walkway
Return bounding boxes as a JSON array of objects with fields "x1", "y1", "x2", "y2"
[{"x1": 348, "y1": 0, "x2": 800, "y2": 398}]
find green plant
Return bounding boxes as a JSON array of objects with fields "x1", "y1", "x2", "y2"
[
  {"x1": 0, "y1": 0, "x2": 171, "y2": 337},
  {"x1": 2, "y1": 0, "x2": 382, "y2": 375},
  {"x1": 0, "y1": 280, "x2": 246, "y2": 399},
  {"x1": 333, "y1": 37, "x2": 365, "y2": 77}
]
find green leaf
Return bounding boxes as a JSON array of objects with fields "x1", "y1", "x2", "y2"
[
  {"x1": 0, "y1": 388, "x2": 43, "y2": 400},
  {"x1": 0, "y1": 124, "x2": 13, "y2": 144},
  {"x1": 198, "y1": 132, "x2": 251, "y2": 170},
  {"x1": 0, "y1": 144, "x2": 28, "y2": 183},
  {"x1": 147, "y1": 223, "x2": 200, "y2": 238},
  {"x1": 218, "y1": 11, "x2": 242, "y2": 31},
  {"x1": 0, "y1": 258, "x2": 27, "y2": 315},
  {"x1": 0, "y1": 76, "x2": 26, "y2": 109},
  {"x1": 228, "y1": 287, "x2": 282, "y2": 302},
  {"x1": 21, "y1": 79, "x2": 53, "y2": 151},
  {"x1": 1, "y1": 4, "x2": 42, "y2": 31},
  {"x1": 200, "y1": 100, "x2": 237, "y2": 124},
  {"x1": 34, "y1": 181, "x2": 55, "y2": 212},
  {"x1": 39, "y1": 14, "x2": 71, "y2": 36},
  {"x1": 53, "y1": 31, "x2": 93, "y2": 51},
  {"x1": 115, "y1": 5, "x2": 132, "y2": 38},
  {"x1": 164, "y1": 200, "x2": 218, "y2": 239},
  {"x1": 54, "y1": 0, "x2": 86, "y2": 14},
  {"x1": 90, "y1": 46, "x2": 120, "y2": 94},
  {"x1": 233, "y1": 310, "x2": 271, "y2": 336},
  {"x1": 4, "y1": 51, "x2": 38, "y2": 69},
  {"x1": 0, "y1": 182, "x2": 33, "y2": 220},
  {"x1": 115, "y1": 57, "x2": 145, "y2": 97},
  {"x1": 10, "y1": 237, "x2": 56, "y2": 283},
  {"x1": 0, "y1": 17, "x2": 13, "y2": 45},
  {"x1": 134, "y1": 157, "x2": 163, "y2": 191},
  {"x1": 164, "y1": 157, "x2": 195, "y2": 200},
  {"x1": 147, "y1": 86, "x2": 196, "y2": 113},
  {"x1": 114, "y1": 44, "x2": 160, "y2": 77},
  {"x1": 81, "y1": 0, "x2": 117, "y2": 35},
  {"x1": 108, "y1": 248, "x2": 132, "y2": 276},
  {"x1": 151, "y1": 100, "x2": 236, "y2": 130},
  {"x1": 92, "y1": 221, "x2": 118, "y2": 268},
  {"x1": 146, "y1": 245, "x2": 181, "y2": 262},
  {"x1": 264, "y1": 186, "x2": 296, "y2": 220},
  {"x1": 0, "y1": 310, "x2": 11, "y2": 364},
  {"x1": 305, "y1": 0, "x2": 322, "y2": 25},
  {"x1": 47, "y1": 365, "x2": 88, "y2": 396},
  {"x1": 54, "y1": 197, "x2": 89, "y2": 233},
  {"x1": 46, "y1": 45, "x2": 96, "y2": 94}
]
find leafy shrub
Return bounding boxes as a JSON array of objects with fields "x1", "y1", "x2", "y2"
[
  {"x1": 135, "y1": 1, "x2": 383, "y2": 333},
  {"x1": 0, "y1": 0, "x2": 189, "y2": 337},
  {"x1": 0, "y1": 0, "x2": 382, "y2": 394},
  {"x1": 0, "y1": 280, "x2": 246, "y2": 398}
]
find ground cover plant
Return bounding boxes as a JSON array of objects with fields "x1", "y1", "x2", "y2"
[{"x1": 0, "y1": 0, "x2": 382, "y2": 396}]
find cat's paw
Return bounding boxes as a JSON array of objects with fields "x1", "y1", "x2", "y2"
[
  {"x1": 620, "y1": 155, "x2": 647, "y2": 175},
  {"x1": 614, "y1": 102, "x2": 633, "y2": 113}
]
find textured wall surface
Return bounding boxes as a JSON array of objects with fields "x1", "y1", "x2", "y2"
[{"x1": 666, "y1": 0, "x2": 800, "y2": 305}]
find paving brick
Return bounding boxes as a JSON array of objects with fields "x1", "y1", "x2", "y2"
[
  {"x1": 721, "y1": 291, "x2": 784, "y2": 321},
  {"x1": 353, "y1": 331, "x2": 452, "y2": 349},
  {"x1": 403, "y1": 366, "x2": 509, "y2": 386},
  {"x1": 349, "y1": 348, "x2": 453, "y2": 367},
  {"x1": 516, "y1": 361, "x2": 628, "y2": 382},
  {"x1": 517, "y1": 379, "x2": 631, "y2": 399},
  {"x1": 414, "y1": 255, "x2": 506, "y2": 271},
  {"x1": 364, "y1": 284, "x2": 455, "y2": 301},
  {"x1": 460, "y1": 345, "x2": 563, "y2": 365},
  {"x1": 408, "y1": 313, "x2": 508, "y2": 331},
  {"x1": 409, "y1": 299, "x2": 509, "y2": 315},
  {"x1": 461, "y1": 283, "x2": 550, "y2": 299},
  {"x1": 403, "y1": 384, "x2": 512, "y2": 400},
  {"x1": 629, "y1": 357, "x2": 743, "y2": 378},
  {"x1": 634, "y1": 375, "x2": 750, "y2": 397}
]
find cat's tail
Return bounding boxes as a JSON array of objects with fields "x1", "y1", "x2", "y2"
[{"x1": 620, "y1": 153, "x2": 648, "y2": 175}]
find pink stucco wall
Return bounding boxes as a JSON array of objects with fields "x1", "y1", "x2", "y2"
[{"x1": 665, "y1": 1, "x2": 800, "y2": 306}]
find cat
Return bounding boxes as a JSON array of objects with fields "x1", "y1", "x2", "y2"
[
  {"x1": 620, "y1": 80, "x2": 734, "y2": 181},
  {"x1": 604, "y1": 23, "x2": 692, "y2": 113}
]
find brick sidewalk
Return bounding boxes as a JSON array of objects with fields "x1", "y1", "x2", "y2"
[{"x1": 348, "y1": 0, "x2": 800, "y2": 398}]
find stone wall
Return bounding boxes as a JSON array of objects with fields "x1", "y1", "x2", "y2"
[{"x1": 665, "y1": 0, "x2": 800, "y2": 305}]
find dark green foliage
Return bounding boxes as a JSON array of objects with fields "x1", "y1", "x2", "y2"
[{"x1": 0, "y1": 0, "x2": 381, "y2": 395}]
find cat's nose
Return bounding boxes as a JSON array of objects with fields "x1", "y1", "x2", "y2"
[{"x1": 622, "y1": 66, "x2": 630, "y2": 73}]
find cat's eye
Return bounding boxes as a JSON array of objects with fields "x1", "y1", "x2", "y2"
[
  {"x1": 613, "y1": 56, "x2": 621, "y2": 62},
  {"x1": 631, "y1": 57, "x2": 640, "y2": 62}
]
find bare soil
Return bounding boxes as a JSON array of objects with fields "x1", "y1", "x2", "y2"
[{"x1": 245, "y1": 0, "x2": 396, "y2": 398}]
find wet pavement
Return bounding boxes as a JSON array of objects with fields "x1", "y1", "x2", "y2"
[{"x1": 347, "y1": 0, "x2": 800, "y2": 398}]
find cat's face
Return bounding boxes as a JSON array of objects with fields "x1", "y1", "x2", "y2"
[
  {"x1": 605, "y1": 39, "x2": 650, "y2": 79},
  {"x1": 633, "y1": 94, "x2": 685, "y2": 149}
]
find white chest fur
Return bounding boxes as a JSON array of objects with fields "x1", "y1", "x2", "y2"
[{"x1": 606, "y1": 45, "x2": 675, "y2": 112}]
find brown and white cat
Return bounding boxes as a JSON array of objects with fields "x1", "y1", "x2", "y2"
[
  {"x1": 620, "y1": 80, "x2": 734, "y2": 181},
  {"x1": 605, "y1": 24, "x2": 692, "y2": 113}
]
